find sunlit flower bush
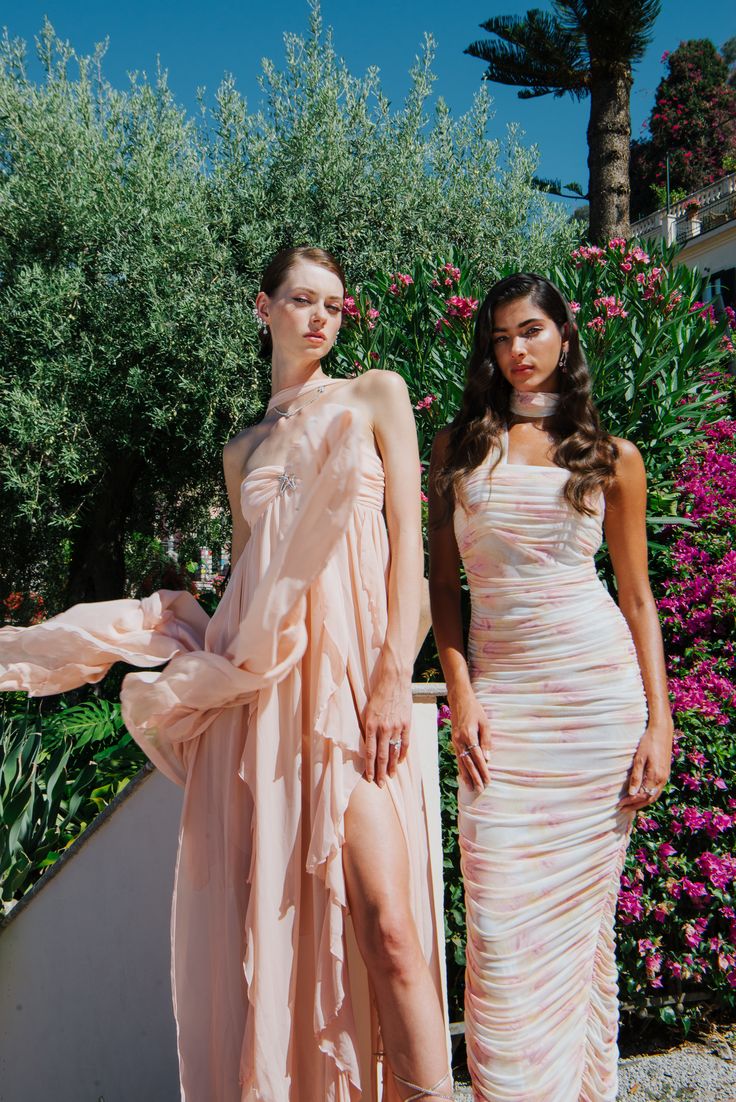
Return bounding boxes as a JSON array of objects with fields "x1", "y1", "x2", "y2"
[{"x1": 616, "y1": 417, "x2": 736, "y2": 1029}]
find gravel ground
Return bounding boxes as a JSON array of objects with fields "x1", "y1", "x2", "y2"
[{"x1": 451, "y1": 1032, "x2": 736, "y2": 1100}]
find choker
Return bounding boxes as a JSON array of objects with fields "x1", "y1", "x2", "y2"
[{"x1": 510, "y1": 390, "x2": 560, "y2": 418}]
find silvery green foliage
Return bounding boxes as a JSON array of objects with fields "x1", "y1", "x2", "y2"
[
  {"x1": 0, "y1": 25, "x2": 259, "y2": 605},
  {"x1": 206, "y1": 1, "x2": 576, "y2": 287}
]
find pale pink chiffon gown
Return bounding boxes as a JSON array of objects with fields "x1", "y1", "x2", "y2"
[
  {"x1": 0, "y1": 388, "x2": 444, "y2": 1102},
  {"x1": 454, "y1": 431, "x2": 647, "y2": 1102}
]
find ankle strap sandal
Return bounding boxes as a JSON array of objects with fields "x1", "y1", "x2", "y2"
[{"x1": 393, "y1": 1070, "x2": 454, "y2": 1101}]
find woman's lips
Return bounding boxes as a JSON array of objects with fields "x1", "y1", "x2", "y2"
[
  {"x1": 512, "y1": 364, "x2": 534, "y2": 374},
  {"x1": 305, "y1": 333, "x2": 326, "y2": 342}
]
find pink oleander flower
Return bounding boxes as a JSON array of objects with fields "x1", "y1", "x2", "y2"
[
  {"x1": 586, "y1": 316, "x2": 606, "y2": 333},
  {"x1": 569, "y1": 301, "x2": 581, "y2": 314},
  {"x1": 446, "y1": 295, "x2": 479, "y2": 320},
  {"x1": 342, "y1": 295, "x2": 360, "y2": 319},
  {"x1": 443, "y1": 263, "x2": 461, "y2": 283},
  {"x1": 366, "y1": 307, "x2": 380, "y2": 329},
  {"x1": 390, "y1": 273, "x2": 414, "y2": 295},
  {"x1": 415, "y1": 394, "x2": 437, "y2": 411},
  {"x1": 571, "y1": 245, "x2": 607, "y2": 266},
  {"x1": 593, "y1": 294, "x2": 628, "y2": 319}
]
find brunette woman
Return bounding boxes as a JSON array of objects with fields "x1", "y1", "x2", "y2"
[{"x1": 428, "y1": 273, "x2": 672, "y2": 1102}]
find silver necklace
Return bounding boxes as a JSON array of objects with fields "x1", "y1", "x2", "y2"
[{"x1": 270, "y1": 385, "x2": 327, "y2": 419}]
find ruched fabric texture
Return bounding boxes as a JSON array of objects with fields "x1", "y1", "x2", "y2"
[
  {"x1": 0, "y1": 404, "x2": 444, "y2": 1101},
  {"x1": 453, "y1": 434, "x2": 647, "y2": 1102}
]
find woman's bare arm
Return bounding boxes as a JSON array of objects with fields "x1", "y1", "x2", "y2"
[
  {"x1": 604, "y1": 439, "x2": 673, "y2": 811},
  {"x1": 427, "y1": 430, "x2": 491, "y2": 791},
  {"x1": 223, "y1": 436, "x2": 252, "y2": 569},
  {"x1": 360, "y1": 371, "x2": 423, "y2": 786}
]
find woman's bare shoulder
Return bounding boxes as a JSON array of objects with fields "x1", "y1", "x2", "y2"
[
  {"x1": 223, "y1": 424, "x2": 265, "y2": 476},
  {"x1": 353, "y1": 368, "x2": 409, "y2": 399},
  {"x1": 610, "y1": 436, "x2": 645, "y2": 475}
]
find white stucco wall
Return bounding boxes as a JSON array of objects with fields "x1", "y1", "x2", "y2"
[{"x1": 0, "y1": 767, "x2": 182, "y2": 1102}]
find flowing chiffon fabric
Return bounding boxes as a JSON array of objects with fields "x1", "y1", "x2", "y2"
[
  {"x1": 0, "y1": 398, "x2": 444, "y2": 1101},
  {"x1": 454, "y1": 434, "x2": 647, "y2": 1102}
]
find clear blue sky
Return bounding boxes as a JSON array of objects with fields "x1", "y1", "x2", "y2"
[{"x1": 7, "y1": 1, "x2": 736, "y2": 201}]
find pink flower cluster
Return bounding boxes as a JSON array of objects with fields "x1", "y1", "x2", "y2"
[
  {"x1": 593, "y1": 294, "x2": 628, "y2": 319},
  {"x1": 415, "y1": 394, "x2": 437, "y2": 411},
  {"x1": 446, "y1": 295, "x2": 479, "y2": 320},
  {"x1": 389, "y1": 273, "x2": 414, "y2": 295},
  {"x1": 571, "y1": 244, "x2": 607, "y2": 266},
  {"x1": 616, "y1": 413, "x2": 736, "y2": 1005}
]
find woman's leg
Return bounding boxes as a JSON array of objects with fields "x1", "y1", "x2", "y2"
[{"x1": 343, "y1": 777, "x2": 453, "y2": 1101}]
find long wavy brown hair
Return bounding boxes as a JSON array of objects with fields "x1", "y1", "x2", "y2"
[{"x1": 434, "y1": 273, "x2": 618, "y2": 517}]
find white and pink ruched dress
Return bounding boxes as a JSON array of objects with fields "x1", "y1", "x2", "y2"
[
  {"x1": 454, "y1": 431, "x2": 647, "y2": 1102},
  {"x1": 0, "y1": 394, "x2": 445, "y2": 1102}
]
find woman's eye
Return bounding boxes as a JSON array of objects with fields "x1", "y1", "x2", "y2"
[
  {"x1": 293, "y1": 296, "x2": 309, "y2": 304},
  {"x1": 525, "y1": 327, "x2": 542, "y2": 338},
  {"x1": 327, "y1": 305, "x2": 341, "y2": 314},
  {"x1": 493, "y1": 336, "x2": 506, "y2": 344}
]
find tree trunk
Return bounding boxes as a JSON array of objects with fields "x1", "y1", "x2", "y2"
[
  {"x1": 587, "y1": 63, "x2": 633, "y2": 244},
  {"x1": 66, "y1": 455, "x2": 142, "y2": 605}
]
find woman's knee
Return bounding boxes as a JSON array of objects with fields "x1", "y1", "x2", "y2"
[{"x1": 358, "y1": 898, "x2": 424, "y2": 980}]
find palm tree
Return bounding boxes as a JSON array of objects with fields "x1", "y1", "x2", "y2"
[{"x1": 465, "y1": 1, "x2": 661, "y2": 243}]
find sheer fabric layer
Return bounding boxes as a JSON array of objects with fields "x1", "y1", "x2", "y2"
[
  {"x1": 454, "y1": 445, "x2": 647, "y2": 1102},
  {"x1": 0, "y1": 405, "x2": 443, "y2": 1101}
]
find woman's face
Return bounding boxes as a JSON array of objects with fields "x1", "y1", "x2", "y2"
[
  {"x1": 256, "y1": 260, "x2": 344, "y2": 362},
  {"x1": 490, "y1": 294, "x2": 567, "y2": 394}
]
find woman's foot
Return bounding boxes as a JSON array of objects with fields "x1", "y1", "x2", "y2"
[{"x1": 393, "y1": 1069, "x2": 454, "y2": 1101}]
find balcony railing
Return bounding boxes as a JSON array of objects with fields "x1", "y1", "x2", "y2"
[{"x1": 631, "y1": 172, "x2": 736, "y2": 245}]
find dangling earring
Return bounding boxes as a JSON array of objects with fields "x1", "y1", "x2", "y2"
[
  {"x1": 558, "y1": 348, "x2": 568, "y2": 373},
  {"x1": 253, "y1": 307, "x2": 268, "y2": 333}
]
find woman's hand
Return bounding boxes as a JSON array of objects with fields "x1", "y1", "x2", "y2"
[
  {"x1": 363, "y1": 658, "x2": 412, "y2": 786},
  {"x1": 450, "y1": 691, "x2": 492, "y2": 793},
  {"x1": 618, "y1": 719, "x2": 673, "y2": 812}
]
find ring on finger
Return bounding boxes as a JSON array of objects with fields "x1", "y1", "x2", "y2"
[
  {"x1": 459, "y1": 746, "x2": 476, "y2": 758},
  {"x1": 388, "y1": 739, "x2": 402, "y2": 750},
  {"x1": 642, "y1": 785, "x2": 656, "y2": 797}
]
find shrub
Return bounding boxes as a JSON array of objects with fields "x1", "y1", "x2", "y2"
[
  {"x1": 333, "y1": 240, "x2": 731, "y2": 530},
  {"x1": 0, "y1": 697, "x2": 145, "y2": 913},
  {"x1": 617, "y1": 417, "x2": 736, "y2": 1031}
]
